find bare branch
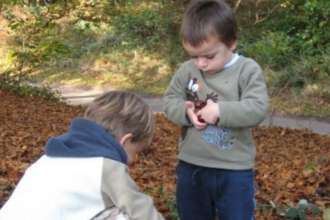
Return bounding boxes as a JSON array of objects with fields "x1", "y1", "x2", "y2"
[
  {"x1": 254, "y1": 3, "x2": 280, "y2": 25},
  {"x1": 234, "y1": 0, "x2": 242, "y2": 12}
]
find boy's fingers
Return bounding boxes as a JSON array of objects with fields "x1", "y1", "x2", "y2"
[
  {"x1": 195, "y1": 122, "x2": 207, "y2": 130},
  {"x1": 186, "y1": 101, "x2": 195, "y2": 109},
  {"x1": 206, "y1": 99, "x2": 214, "y2": 105}
]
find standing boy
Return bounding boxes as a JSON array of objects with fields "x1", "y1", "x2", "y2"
[
  {"x1": 162, "y1": 0, "x2": 269, "y2": 219},
  {"x1": 0, "y1": 90, "x2": 165, "y2": 220}
]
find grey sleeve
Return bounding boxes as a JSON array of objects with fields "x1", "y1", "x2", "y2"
[
  {"x1": 101, "y1": 159, "x2": 165, "y2": 220},
  {"x1": 162, "y1": 66, "x2": 192, "y2": 126},
  {"x1": 219, "y1": 62, "x2": 269, "y2": 128}
]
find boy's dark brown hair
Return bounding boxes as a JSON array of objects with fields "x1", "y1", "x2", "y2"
[{"x1": 181, "y1": 0, "x2": 237, "y2": 48}]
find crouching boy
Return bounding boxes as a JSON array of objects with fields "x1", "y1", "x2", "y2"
[{"x1": 0, "y1": 90, "x2": 165, "y2": 220}]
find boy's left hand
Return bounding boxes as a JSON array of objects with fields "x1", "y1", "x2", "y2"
[
  {"x1": 196, "y1": 99, "x2": 220, "y2": 124},
  {"x1": 186, "y1": 101, "x2": 207, "y2": 130}
]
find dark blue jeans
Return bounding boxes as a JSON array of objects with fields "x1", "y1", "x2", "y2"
[{"x1": 176, "y1": 160, "x2": 255, "y2": 220}]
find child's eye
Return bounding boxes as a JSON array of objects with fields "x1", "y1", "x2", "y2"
[{"x1": 206, "y1": 55, "x2": 215, "y2": 59}]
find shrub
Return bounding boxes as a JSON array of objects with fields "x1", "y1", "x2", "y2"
[
  {"x1": 0, "y1": 70, "x2": 63, "y2": 102},
  {"x1": 263, "y1": 0, "x2": 330, "y2": 56},
  {"x1": 239, "y1": 31, "x2": 295, "y2": 70}
]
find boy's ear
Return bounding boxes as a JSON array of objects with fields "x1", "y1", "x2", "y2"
[
  {"x1": 119, "y1": 133, "x2": 133, "y2": 147},
  {"x1": 230, "y1": 39, "x2": 238, "y2": 51}
]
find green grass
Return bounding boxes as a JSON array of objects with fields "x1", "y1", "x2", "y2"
[
  {"x1": 29, "y1": 48, "x2": 175, "y2": 95},
  {"x1": 28, "y1": 58, "x2": 330, "y2": 119}
]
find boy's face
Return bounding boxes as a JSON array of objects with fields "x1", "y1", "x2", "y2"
[
  {"x1": 123, "y1": 138, "x2": 151, "y2": 166},
  {"x1": 183, "y1": 35, "x2": 237, "y2": 75}
]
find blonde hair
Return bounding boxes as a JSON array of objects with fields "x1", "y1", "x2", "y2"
[{"x1": 84, "y1": 90, "x2": 155, "y2": 143}]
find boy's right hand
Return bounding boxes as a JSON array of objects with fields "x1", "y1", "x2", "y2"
[{"x1": 186, "y1": 101, "x2": 207, "y2": 130}]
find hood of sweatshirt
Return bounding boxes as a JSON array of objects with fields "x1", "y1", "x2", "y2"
[{"x1": 45, "y1": 118, "x2": 127, "y2": 164}]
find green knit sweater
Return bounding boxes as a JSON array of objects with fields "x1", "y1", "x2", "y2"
[{"x1": 162, "y1": 56, "x2": 269, "y2": 170}]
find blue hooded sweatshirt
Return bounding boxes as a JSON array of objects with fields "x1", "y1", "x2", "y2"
[{"x1": 45, "y1": 118, "x2": 127, "y2": 164}]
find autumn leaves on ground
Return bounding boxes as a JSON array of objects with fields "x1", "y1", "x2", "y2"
[{"x1": 0, "y1": 90, "x2": 329, "y2": 220}]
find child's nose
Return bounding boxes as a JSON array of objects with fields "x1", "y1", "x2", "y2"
[{"x1": 196, "y1": 57, "x2": 207, "y2": 68}]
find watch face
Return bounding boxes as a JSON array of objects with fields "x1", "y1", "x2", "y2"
[{"x1": 91, "y1": 206, "x2": 131, "y2": 220}]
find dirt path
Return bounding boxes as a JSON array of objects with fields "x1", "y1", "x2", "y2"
[{"x1": 50, "y1": 82, "x2": 330, "y2": 136}]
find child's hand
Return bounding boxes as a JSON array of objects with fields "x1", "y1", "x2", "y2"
[
  {"x1": 196, "y1": 99, "x2": 220, "y2": 124},
  {"x1": 186, "y1": 101, "x2": 207, "y2": 130}
]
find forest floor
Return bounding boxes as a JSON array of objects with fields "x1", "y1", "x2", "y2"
[{"x1": 0, "y1": 89, "x2": 330, "y2": 219}]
